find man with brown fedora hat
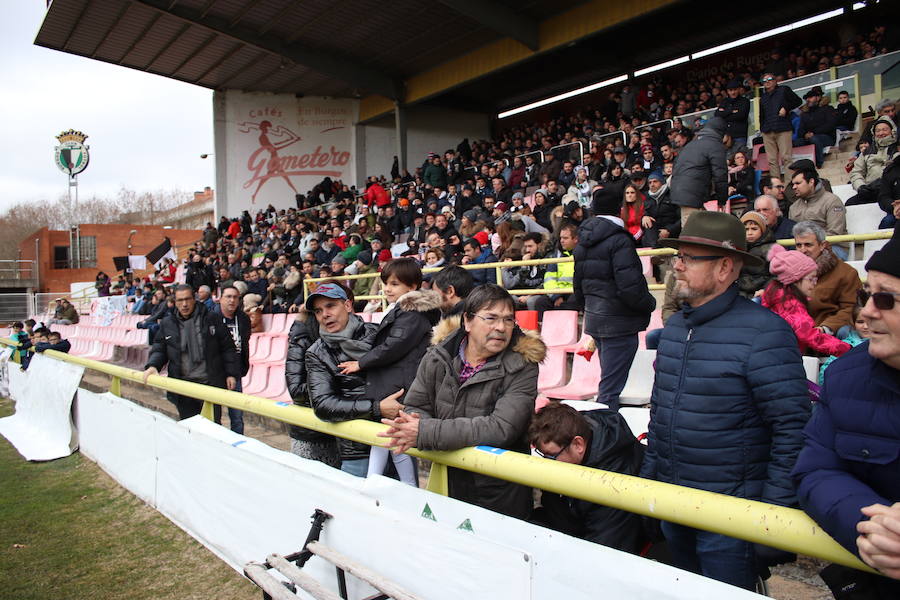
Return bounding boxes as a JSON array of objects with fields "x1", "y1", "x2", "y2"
[{"x1": 640, "y1": 211, "x2": 811, "y2": 590}]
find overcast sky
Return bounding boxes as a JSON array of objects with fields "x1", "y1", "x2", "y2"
[{"x1": 0, "y1": 2, "x2": 214, "y2": 213}]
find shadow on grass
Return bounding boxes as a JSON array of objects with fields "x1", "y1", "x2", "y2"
[{"x1": 0, "y1": 397, "x2": 257, "y2": 600}]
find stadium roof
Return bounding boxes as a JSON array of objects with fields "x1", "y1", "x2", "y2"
[{"x1": 36, "y1": 0, "x2": 847, "y2": 122}]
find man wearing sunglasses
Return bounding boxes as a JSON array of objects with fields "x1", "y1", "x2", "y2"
[
  {"x1": 759, "y1": 72, "x2": 802, "y2": 180},
  {"x1": 641, "y1": 211, "x2": 811, "y2": 590},
  {"x1": 379, "y1": 284, "x2": 545, "y2": 520},
  {"x1": 793, "y1": 225, "x2": 900, "y2": 596}
]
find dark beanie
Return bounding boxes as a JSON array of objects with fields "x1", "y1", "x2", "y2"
[
  {"x1": 591, "y1": 180, "x2": 625, "y2": 216},
  {"x1": 865, "y1": 223, "x2": 900, "y2": 279},
  {"x1": 357, "y1": 250, "x2": 373, "y2": 266}
]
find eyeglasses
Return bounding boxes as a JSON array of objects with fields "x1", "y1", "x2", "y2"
[
  {"x1": 472, "y1": 313, "x2": 516, "y2": 327},
  {"x1": 858, "y1": 288, "x2": 900, "y2": 310},
  {"x1": 534, "y1": 440, "x2": 571, "y2": 460},
  {"x1": 673, "y1": 253, "x2": 724, "y2": 266},
  {"x1": 761, "y1": 77, "x2": 775, "y2": 82}
]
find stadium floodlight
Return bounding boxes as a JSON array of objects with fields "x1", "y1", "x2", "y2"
[
  {"x1": 852, "y1": 2, "x2": 866, "y2": 9},
  {"x1": 691, "y1": 8, "x2": 845, "y2": 60},
  {"x1": 634, "y1": 55, "x2": 690, "y2": 78},
  {"x1": 497, "y1": 74, "x2": 628, "y2": 119}
]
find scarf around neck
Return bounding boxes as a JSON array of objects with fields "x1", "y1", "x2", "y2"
[{"x1": 319, "y1": 313, "x2": 372, "y2": 360}]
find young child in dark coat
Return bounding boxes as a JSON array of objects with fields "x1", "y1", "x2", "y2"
[{"x1": 338, "y1": 258, "x2": 442, "y2": 485}]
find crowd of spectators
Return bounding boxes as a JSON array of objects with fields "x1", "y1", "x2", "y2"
[{"x1": 29, "y1": 22, "x2": 900, "y2": 596}]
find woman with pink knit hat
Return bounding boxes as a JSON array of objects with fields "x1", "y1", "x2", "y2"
[{"x1": 761, "y1": 245, "x2": 851, "y2": 357}]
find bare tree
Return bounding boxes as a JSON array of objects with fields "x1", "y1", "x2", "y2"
[{"x1": 0, "y1": 187, "x2": 193, "y2": 260}]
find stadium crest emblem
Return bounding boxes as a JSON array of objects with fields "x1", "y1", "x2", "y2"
[{"x1": 54, "y1": 129, "x2": 90, "y2": 176}]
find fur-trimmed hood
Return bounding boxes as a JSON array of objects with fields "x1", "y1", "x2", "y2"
[
  {"x1": 431, "y1": 314, "x2": 547, "y2": 364},
  {"x1": 397, "y1": 288, "x2": 443, "y2": 313}
]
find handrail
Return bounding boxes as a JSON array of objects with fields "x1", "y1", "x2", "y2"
[
  {"x1": 0, "y1": 339, "x2": 872, "y2": 574},
  {"x1": 547, "y1": 141, "x2": 585, "y2": 166},
  {"x1": 300, "y1": 230, "x2": 893, "y2": 300},
  {"x1": 634, "y1": 119, "x2": 674, "y2": 134},
  {"x1": 592, "y1": 130, "x2": 627, "y2": 149}
]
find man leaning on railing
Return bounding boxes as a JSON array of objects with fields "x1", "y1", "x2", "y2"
[{"x1": 379, "y1": 284, "x2": 545, "y2": 520}]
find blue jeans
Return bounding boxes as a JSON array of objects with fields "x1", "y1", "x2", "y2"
[
  {"x1": 645, "y1": 328, "x2": 663, "y2": 350},
  {"x1": 832, "y1": 245, "x2": 848, "y2": 261},
  {"x1": 592, "y1": 333, "x2": 639, "y2": 411},
  {"x1": 341, "y1": 458, "x2": 369, "y2": 477},
  {"x1": 228, "y1": 379, "x2": 244, "y2": 435},
  {"x1": 660, "y1": 521, "x2": 757, "y2": 591},
  {"x1": 808, "y1": 133, "x2": 835, "y2": 167}
]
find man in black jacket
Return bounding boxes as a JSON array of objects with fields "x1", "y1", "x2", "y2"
[
  {"x1": 715, "y1": 80, "x2": 751, "y2": 150},
  {"x1": 185, "y1": 254, "x2": 215, "y2": 292},
  {"x1": 798, "y1": 86, "x2": 838, "y2": 168},
  {"x1": 759, "y1": 73, "x2": 802, "y2": 180},
  {"x1": 216, "y1": 285, "x2": 251, "y2": 434},
  {"x1": 530, "y1": 403, "x2": 646, "y2": 554},
  {"x1": 576, "y1": 189, "x2": 656, "y2": 410},
  {"x1": 142, "y1": 284, "x2": 240, "y2": 421},
  {"x1": 304, "y1": 282, "x2": 402, "y2": 476}
]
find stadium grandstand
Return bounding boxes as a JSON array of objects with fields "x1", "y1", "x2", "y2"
[{"x1": 3, "y1": 0, "x2": 900, "y2": 598}]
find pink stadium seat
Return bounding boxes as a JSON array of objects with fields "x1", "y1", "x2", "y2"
[
  {"x1": 542, "y1": 351, "x2": 600, "y2": 401},
  {"x1": 538, "y1": 346, "x2": 569, "y2": 391},
  {"x1": 261, "y1": 314, "x2": 274, "y2": 331},
  {"x1": 753, "y1": 144, "x2": 815, "y2": 173},
  {"x1": 371, "y1": 312, "x2": 386, "y2": 324},
  {"x1": 357, "y1": 312, "x2": 373, "y2": 322},
  {"x1": 269, "y1": 313, "x2": 287, "y2": 333},
  {"x1": 251, "y1": 334, "x2": 272, "y2": 362},
  {"x1": 535, "y1": 395, "x2": 550, "y2": 412},
  {"x1": 259, "y1": 364, "x2": 287, "y2": 399},
  {"x1": 248, "y1": 334, "x2": 259, "y2": 356},
  {"x1": 640, "y1": 256, "x2": 653, "y2": 278},
  {"x1": 262, "y1": 335, "x2": 288, "y2": 364},
  {"x1": 515, "y1": 310, "x2": 539, "y2": 331},
  {"x1": 703, "y1": 199, "x2": 731, "y2": 213},
  {"x1": 540, "y1": 310, "x2": 579, "y2": 347},
  {"x1": 243, "y1": 364, "x2": 269, "y2": 395}
]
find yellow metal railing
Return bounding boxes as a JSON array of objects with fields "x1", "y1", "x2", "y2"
[
  {"x1": 0, "y1": 337, "x2": 874, "y2": 574},
  {"x1": 303, "y1": 230, "x2": 893, "y2": 298}
]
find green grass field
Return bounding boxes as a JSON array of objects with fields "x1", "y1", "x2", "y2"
[{"x1": 0, "y1": 397, "x2": 257, "y2": 600}]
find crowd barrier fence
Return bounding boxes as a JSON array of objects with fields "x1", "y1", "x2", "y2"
[
  {"x1": 302, "y1": 230, "x2": 892, "y2": 300},
  {"x1": 0, "y1": 339, "x2": 874, "y2": 574}
]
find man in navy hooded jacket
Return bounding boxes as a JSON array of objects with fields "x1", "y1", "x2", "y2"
[{"x1": 793, "y1": 225, "x2": 900, "y2": 595}]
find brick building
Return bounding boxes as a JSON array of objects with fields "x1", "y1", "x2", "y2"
[{"x1": 19, "y1": 224, "x2": 201, "y2": 293}]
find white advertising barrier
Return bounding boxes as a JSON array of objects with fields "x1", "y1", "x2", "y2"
[
  {"x1": 77, "y1": 389, "x2": 159, "y2": 505},
  {"x1": 75, "y1": 390, "x2": 761, "y2": 599},
  {"x1": 0, "y1": 354, "x2": 84, "y2": 460},
  {"x1": 0, "y1": 346, "x2": 12, "y2": 397}
]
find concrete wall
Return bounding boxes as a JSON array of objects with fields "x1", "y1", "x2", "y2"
[{"x1": 360, "y1": 106, "x2": 491, "y2": 184}]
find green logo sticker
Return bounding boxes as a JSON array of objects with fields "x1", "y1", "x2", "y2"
[{"x1": 421, "y1": 503, "x2": 437, "y2": 521}]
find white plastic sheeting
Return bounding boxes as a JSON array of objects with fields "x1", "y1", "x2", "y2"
[
  {"x1": 0, "y1": 354, "x2": 84, "y2": 460},
  {"x1": 0, "y1": 347, "x2": 13, "y2": 398},
  {"x1": 75, "y1": 389, "x2": 762, "y2": 599}
]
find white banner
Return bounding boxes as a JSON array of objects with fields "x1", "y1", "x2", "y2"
[
  {"x1": 222, "y1": 91, "x2": 358, "y2": 216},
  {"x1": 73, "y1": 391, "x2": 761, "y2": 599},
  {"x1": 0, "y1": 347, "x2": 12, "y2": 398},
  {"x1": 91, "y1": 295, "x2": 128, "y2": 325},
  {"x1": 0, "y1": 354, "x2": 84, "y2": 460}
]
